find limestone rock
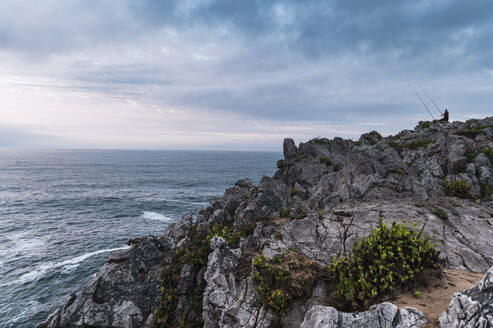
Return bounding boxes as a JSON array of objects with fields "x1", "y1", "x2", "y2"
[
  {"x1": 37, "y1": 236, "x2": 172, "y2": 328},
  {"x1": 439, "y1": 265, "x2": 493, "y2": 327},
  {"x1": 301, "y1": 303, "x2": 427, "y2": 328},
  {"x1": 165, "y1": 212, "x2": 193, "y2": 244},
  {"x1": 203, "y1": 237, "x2": 241, "y2": 328}
]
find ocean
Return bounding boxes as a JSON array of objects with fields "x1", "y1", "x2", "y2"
[{"x1": 0, "y1": 149, "x2": 280, "y2": 328}]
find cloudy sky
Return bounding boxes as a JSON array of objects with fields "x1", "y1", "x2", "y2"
[{"x1": 1, "y1": 0, "x2": 492, "y2": 150}]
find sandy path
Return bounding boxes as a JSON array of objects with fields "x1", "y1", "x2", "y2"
[{"x1": 392, "y1": 268, "x2": 484, "y2": 324}]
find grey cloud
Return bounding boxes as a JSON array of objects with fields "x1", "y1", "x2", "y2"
[
  {"x1": 2, "y1": 1, "x2": 492, "y2": 66},
  {"x1": 1, "y1": 0, "x2": 492, "y2": 147}
]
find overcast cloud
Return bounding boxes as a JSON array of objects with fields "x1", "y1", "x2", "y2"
[{"x1": 1, "y1": 0, "x2": 492, "y2": 150}]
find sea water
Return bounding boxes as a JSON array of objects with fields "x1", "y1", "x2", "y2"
[{"x1": 0, "y1": 149, "x2": 279, "y2": 327}]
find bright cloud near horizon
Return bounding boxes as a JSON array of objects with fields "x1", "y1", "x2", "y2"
[{"x1": 1, "y1": 1, "x2": 492, "y2": 150}]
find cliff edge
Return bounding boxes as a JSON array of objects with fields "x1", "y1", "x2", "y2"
[{"x1": 39, "y1": 117, "x2": 493, "y2": 328}]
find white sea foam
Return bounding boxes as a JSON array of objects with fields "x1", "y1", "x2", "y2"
[
  {"x1": 142, "y1": 211, "x2": 174, "y2": 222},
  {"x1": 162, "y1": 198, "x2": 209, "y2": 206},
  {"x1": 3, "y1": 245, "x2": 130, "y2": 286},
  {"x1": 0, "y1": 234, "x2": 46, "y2": 259}
]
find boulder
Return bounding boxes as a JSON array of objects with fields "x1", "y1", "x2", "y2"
[
  {"x1": 301, "y1": 303, "x2": 427, "y2": 328},
  {"x1": 439, "y1": 266, "x2": 493, "y2": 327},
  {"x1": 37, "y1": 236, "x2": 172, "y2": 328}
]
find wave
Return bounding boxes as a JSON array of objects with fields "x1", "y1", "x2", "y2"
[
  {"x1": 141, "y1": 211, "x2": 175, "y2": 222},
  {"x1": 0, "y1": 234, "x2": 46, "y2": 259},
  {"x1": 162, "y1": 198, "x2": 209, "y2": 206},
  {"x1": 2, "y1": 245, "x2": 130, "y2": 286}
]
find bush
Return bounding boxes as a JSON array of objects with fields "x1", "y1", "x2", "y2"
[
  {"x1": 443, "y1": 179, "x2": 470, "y2": 199},
  {"x1": 406, "y1": 139, "x2": 435, "y2": 150},
  {"x1": 327, "y1": 219, "x2": 440, "y2": 312},
  {"x1": 253, "y1": 255, "x2": 292, "y2": 315},
  {"x1": 480, "y1": 184, "x2": 492, "y2": 201},
  {"x1": 152, "y1": 226, "x2": 210, "y2": 328},
  {"x1": 278, "y1": 208, "x2": 290, "y2": 218},
  {"x1": 153, "y1": 220, "x2": 256, "y2": 327},
  {"x1": 253, "y1": 252, "x2": 321, "y2": 316},
  {"x1": 207, "y1": 223, "x2": 241, "y2": 248},
  {"x1": 480, "y1": 147, "x2": 493, "y2": 163},
  {"x1": 320, "y1": 157, "x2": 332, "y2": 166},
  {"x1": 456, "y1": 129, "x2": 484, "y2": 139},
  {"x1": 388, "y1": 141, "x2": 402, "y2": 151},
  {"x1": 431, "y1": 208, "x2": 448, "y2": 220},
  {"x1": 418, "y1": 121, "x2": 431, "y2": 129},
  {"x1": 368, "y1": 131, "x2": 382, "y2": 139},
  {"x1": 274, "y1": 229, "x2": 282, "y2": 239},
  {"x1": 313, "y1": 137, "x2": 331, "y2": 145}
]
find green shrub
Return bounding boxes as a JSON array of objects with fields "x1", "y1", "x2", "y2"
[
  {"x1": 152, "y1": 226, "x2": 210, "y2": 328},
  {"x1": 327, "y1": 219, "x2": 440, "y2": 311},
  {"x1": 334, "y1": 163, "x2": 343, "y2": 172},
  {"x1": 320, "y1": 157, "x2": 332, "y2": 166},
  {"x1": 394, "y1": 131, "x2": 405, "y2": 139},
  {"x1": 405, "y1": 139, "x2": 435, "y2": 150},
  {"x1": 274, "y1": 229, "x2": 282, "y2": 240},
  {"x1": 290, "y1": 186, "x2": 296, "y2": 197},
  {"x1": 368, "y1": 131, "x2": 382, "y2": 139},
  {"x1": 241, "y1": 222, "x2": 257, "y2": 238},
  {"x1": 253, "y1": 252, "x2": 321, "y2": 316},
  {"x1": 413, "y1": 291, "x2": 421, "y2": 298},
  {"x1": 278, "y1": 208, "x2": 290, "y2": 218},
  {"x1": 443, "y1": 179, "x2": 471, "y2": 199},
  {"x1": 455, "y1": 129, "x2": 484, "y2": 139},
  {"x1": 253, "y1": 255, "x2": 292, "y2": 315},
  {"x1": 207, "y1": 223, "x2": 241, "y2": 248},
  {"x1": 480, "y1": 147, "x2": 493, "y2": 163},
  {"x1": 313, "y1": 138, "x2": 331, "y2": 145},
  {"x1": 395, "y1": 169, "x2": 405, "y2": 176},
  {"x1": 419, "y1": 121, "x2": 431, "y2": 129},
  {"x1": 388, "y1": 141, "x2": 402, "y2": 151},
  {"x1": 431, "y1": 208, "x2": 448, "y2": 220},
  {"x1": 480, "y1": 184, "x2": 492, "y2": 201}
]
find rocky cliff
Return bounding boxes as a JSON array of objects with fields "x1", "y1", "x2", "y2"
[{"x1": 39, "y1": 117, "x2": 493, "y2": 328}]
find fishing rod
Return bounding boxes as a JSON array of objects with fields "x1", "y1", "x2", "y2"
[
  {"x1": 419, "y1": 85, "x2": 442, "y2": 116},
  {"x1": 415, "y1": 92, "x2": 435, "y2": 120}
]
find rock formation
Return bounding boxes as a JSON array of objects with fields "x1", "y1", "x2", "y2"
[
  {"x1": 39, "y1": 117, "x2": 493, "y2": 328},
  {"x1": 439, "y1": 266, "x2": 493, "y2": 327}
]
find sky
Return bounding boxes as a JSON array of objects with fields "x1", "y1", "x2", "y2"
[{"x1": 1, "y1": 0, "x2": 492, "y2": 150}]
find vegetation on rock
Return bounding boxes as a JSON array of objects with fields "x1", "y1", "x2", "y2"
[
  {"x1": 455, "y1": 129, "x2": 485, "y2": 139},
  {"x1": 327, "y1": 219, "x2": 440, "y2": 312},
  {"x1": 252, "y1": 251, "x2": 323, "y2": 316},
  {"x1": 406, "y1": 139, "x2": 435, "y2": 150},
  {"x1": 152, "y1": 225, "x2": 210, "y2": 328},
  {"x1": 442, "y1": 179, "x2": 471, "y2": 198},
  {"x1": 207, "y1": 223, "x2": 241, "y2": 248},
  {"x1": 480, "y1": 146, "x2": 493, "y2": 163},
  {"x1": 431, "y1": 208, "x2": 448, "y2": 220}
]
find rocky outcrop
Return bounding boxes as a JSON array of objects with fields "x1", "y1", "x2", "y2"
[
  {"x1": 439, "y1": 266, "x2": 493, "y2": 327},
  {"x1": 300, "y1": 303, "x2": 428, "y2": 328},
  {"x1": 37, "y1": 233, "x2": 175, "y2": 328},
  {"x1": 203, "y1": 237, "x2": 241, "y2": 328},
  {"x1": 261, "y1": 199, "x2": 493, "y2": 271},
  {"x1": 40, "y1": 117, "x2": 493, "y2": 328}
]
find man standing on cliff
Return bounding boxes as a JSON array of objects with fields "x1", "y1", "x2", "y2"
[{"x1": 442, "y1": 109, "x2": 449, "y2": 122}]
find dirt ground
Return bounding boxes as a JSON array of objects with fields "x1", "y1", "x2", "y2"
[{"x1": 392, "y1": 268, "x2": 484, "y2": 324}]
